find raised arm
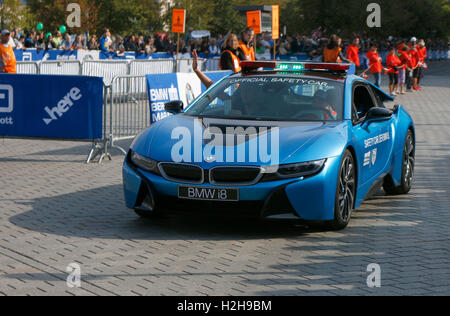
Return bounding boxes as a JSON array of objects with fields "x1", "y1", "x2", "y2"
[{"x1": 192, "y1": 50, "x2": 214, "y2": 89}]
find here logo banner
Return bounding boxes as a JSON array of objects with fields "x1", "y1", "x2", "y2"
[
  {"x1": 43, "y1": 87, "x2": 83, "y2": 125},
  {"x1": 0, "y1": 74, "x2": 103, "y2": 140}
]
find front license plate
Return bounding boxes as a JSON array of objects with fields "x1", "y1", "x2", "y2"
[{"x1": 178, "y1": 186, "x2": 239, "y2": 202}]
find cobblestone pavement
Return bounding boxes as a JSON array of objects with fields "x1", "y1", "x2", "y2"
[{"x1": 0, "y1": 62, "x2": 449, "y2": 296}]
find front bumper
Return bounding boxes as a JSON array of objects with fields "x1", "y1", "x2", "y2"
[{"x1": 123, "y1": 156, "x2": 341, "y2": 221}]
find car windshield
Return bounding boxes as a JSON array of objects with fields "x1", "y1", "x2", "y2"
[{"x1": 184, "y1": 75, "x2": 345, "y2": 121}]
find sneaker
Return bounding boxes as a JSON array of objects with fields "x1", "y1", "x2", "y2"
[
  {"x1": 391, "y1": 92, "x2": 397, "y2": 96},
  {"x1": 413, "y1": 86, "x2": 420, "y2": 91}
]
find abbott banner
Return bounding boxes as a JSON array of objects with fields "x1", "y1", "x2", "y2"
[
  {"x1": 146, "y1": 71, "x2": 232, "y2": 123},
  {"x1": 0, "y1": 74, "x2": 103, "y2": 140}
]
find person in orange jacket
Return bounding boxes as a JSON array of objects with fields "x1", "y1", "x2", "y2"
[
  {"x1": 323, "y1": 35, "x2": 351, "y2": 63},
  {"x1": 386, "y1": 46, "x2": 402, "y2": 96},
  {"x1": 0, "y1": 29, "x2": 17, "y2": 74},
  {"x1": 220, "y1": 33, "x2": 243, "y2": 73},
  {"x1": 366, "y1": 45, "x2": 383, "y2": 87},
  {"x1": 238, "y1": 27, "x2": 255, "y2": 61}
]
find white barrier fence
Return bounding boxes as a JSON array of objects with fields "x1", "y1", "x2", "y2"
[
  {"x1": 16, "y1": 58, "x2": 207, "y2": 85},
  {"x1": 16, "y1": 61, "x2": 40, "y2": 74},
  {"x1": 39, "y1": 60, "x2": 82, "y2": 75}
]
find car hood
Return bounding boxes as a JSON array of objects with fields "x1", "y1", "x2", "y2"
[{"x1": 134, "y1": 115, "x2": 348, "y2": 167}]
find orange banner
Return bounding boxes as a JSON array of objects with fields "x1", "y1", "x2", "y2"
[
  {"x1": 272, "y1": 5, "x2": 279, "y2": 39},
  {"x1": 247, "y1": 11, "x2": 262, "y2": 34},
  {"x1": 172, "y1": 9, "x2": 186, "y2": 33}
]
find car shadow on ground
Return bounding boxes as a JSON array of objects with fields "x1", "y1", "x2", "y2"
[{"x1": 9, "y1": 180, "x2": 420, "y2": 242}]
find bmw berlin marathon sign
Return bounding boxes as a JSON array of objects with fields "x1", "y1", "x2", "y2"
[{"x1": 147, "y1": 72, "x2": 232, "y2": 123}]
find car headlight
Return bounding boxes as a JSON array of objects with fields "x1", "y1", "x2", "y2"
[
  {"x1": 130, "y1": 151, "x2": 160, "y2": 175},
  {"x1": 262, "y1": 159, "x2": 326, "y2": 181}
]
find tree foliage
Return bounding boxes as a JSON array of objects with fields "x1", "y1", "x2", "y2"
[
  {"x1": 280, "y1": 0, "x2": 450, "y2": 39},
  {"x1": 1, "y1": 0, "x2": 34, "y2": 30},
  {"x1": 4, "y1": 0, "x2": 449, "y2": 39}
]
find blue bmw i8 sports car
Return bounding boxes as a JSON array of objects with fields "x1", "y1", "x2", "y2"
[{"x1": 123, "y1": 61, "x2": 415, "y2": 229}]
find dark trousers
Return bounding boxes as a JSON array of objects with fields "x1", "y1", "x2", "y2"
[
  {"x1": 406, "y1": 69, "x2": 413, "y2": 90},
  {"x1": 373, "y1": 72, "x2": 381, "y2": 87}
]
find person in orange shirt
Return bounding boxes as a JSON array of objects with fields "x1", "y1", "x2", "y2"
[
  {"x1": 366, "y1": 45, "x2": 383, "y2": 87},
  {"x1": 346, "y1": 37, "x2": 361, "y2": 69},
  {"x1": 408, "y1": 46, "x2": 421, "y2": 91},
  {"x1": 238, "y1": 27, "x2": 255, "y2": 61},
  {"x1": 386, "y1": 46, "x2": 402, "y2": 96},
  {"x1": 0, "y1": 30, "x2": 17, "y2": 74},
  {"x1": 397, "y1": 44, "x2": 411, "y2": 94},
  {"x1": 416, "y1": 39, "x2": 427, "y2": 88}
]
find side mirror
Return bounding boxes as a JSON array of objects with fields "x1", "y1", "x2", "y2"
[
  {"x1": 164, "y1": 100, "x2": 184, "y2": 114},
  {"x1": 364, "y1": 107, "x2": 392, "y2": 124}
]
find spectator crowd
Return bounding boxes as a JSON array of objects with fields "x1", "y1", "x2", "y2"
[
  {"x1": 7, "y1": 26, "x2": 449, "y2": 60},
  {"x1": 2, "y1": 25, "x2": 449, "y2": 93}
]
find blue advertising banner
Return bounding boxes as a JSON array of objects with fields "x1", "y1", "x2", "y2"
[
  {"x1": 14, "y1": 49, "x2": 78, "y2": 61},
  {"x1": 0, "y1": 74, "x2": 103, "y2": 140},
  {"x1": 146, "y1": 71, "x2": 231, "y2": 123},
  {"x1": 99, "y1": 51, "x2": 174, "y2": 60}
]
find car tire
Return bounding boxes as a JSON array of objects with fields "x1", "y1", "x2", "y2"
[
  {"x1": 329, "y1": 150, "x2": 356, "y2": 230},
  {"x1": 383, "y1": 130, "x2": 415, "y2": 195},
  {"x1": 134, "y1": 193, "x2": 162, "y2": 219}
]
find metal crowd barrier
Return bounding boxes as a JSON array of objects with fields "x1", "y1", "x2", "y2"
[
  {"x1": 87, "y1": 75, "x2": 150, "y2": 163},
  {"x1": 39, "y1": 60, "x2": 82, "y2": 75},
  {"x1": 16, "y1": 61, "x2": 39, "y2": 74},
  {"x1": 177, "y1": 58, "x2": 206, "y2": 72},
  {"x1": 129, "y1": 59, "x2": 175, "y2": 75},
  {"x1": 82, "y1": 60, "x2": 130, "y2": 86},
  {"x1": 15, "y1": 58, "x2": 210, "y2": 81},
  {"x1": 205, "y1": 58, "x2": 221, "y2": 71}
]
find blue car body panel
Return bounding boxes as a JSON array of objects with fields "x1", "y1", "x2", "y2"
[{"x1": 123, "y1": 71, "x2": 415, "y2": 221}]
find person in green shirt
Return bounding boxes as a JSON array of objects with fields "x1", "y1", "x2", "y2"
[{"x1": 52, "y1": 30, "x2": 63, "y2": 49}]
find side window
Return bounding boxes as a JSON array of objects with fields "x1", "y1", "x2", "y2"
[
  {"x1": 353, "y1": 84, "x2": 377, "y2": 119},
  {"x1": 371, "y1": 87, "x2": 385, "y2": 108}
]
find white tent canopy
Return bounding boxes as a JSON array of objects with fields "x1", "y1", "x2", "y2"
[{"x1": 191, "y1": 31, "x2": 211, "y2": 39}]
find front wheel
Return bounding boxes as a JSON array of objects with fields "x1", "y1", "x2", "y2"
[
  {"x1": 134, "y1": 193, "x2": 162, "y2": 219},
  {"x1": 329, "y1": 150, "x2": 356, "y2": 230},
  {"x1": 383, "y1": 130, "x2": 415, "y2": 195}
]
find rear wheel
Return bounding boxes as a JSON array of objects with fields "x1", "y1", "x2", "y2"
[
  {"x1": 383, "y1": 130, "x2": 415, "y2": 195},
  {"x1": 329, "y1": 150, "x2": 356, "y2": 230}
]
